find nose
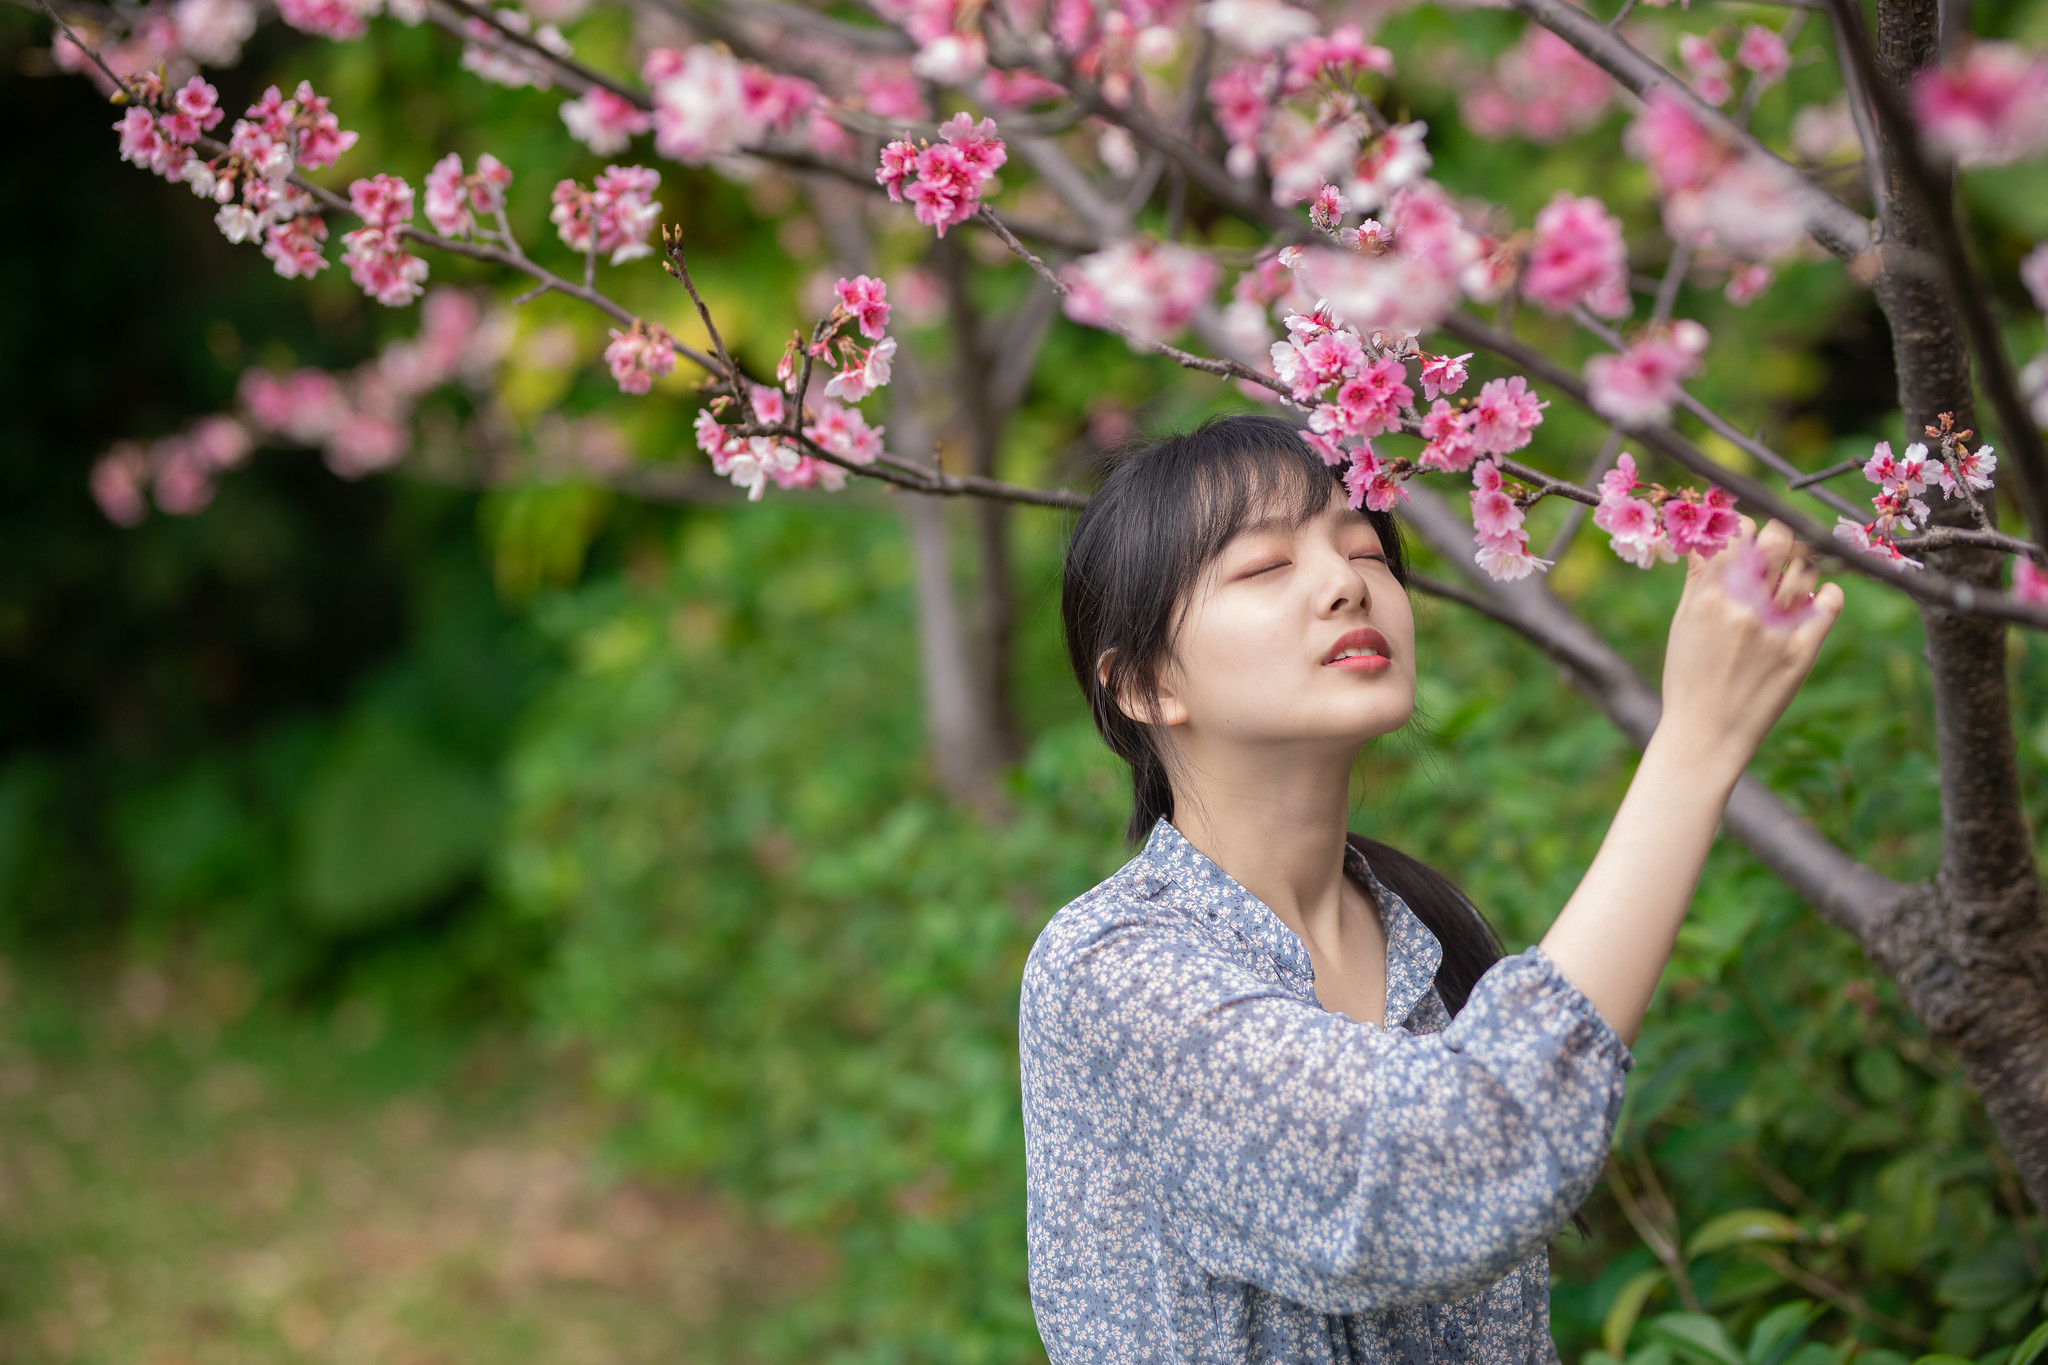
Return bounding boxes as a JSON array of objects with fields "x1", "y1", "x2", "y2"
[{"x1": 1313, "y1": 543, "x2": 1373, "y2": 619}]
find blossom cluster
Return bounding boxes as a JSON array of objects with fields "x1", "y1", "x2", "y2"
[
  {"x1": 1835, "y1": 424, "x2": 1998, "y2": 567},
  {"x1": 644, "y1": 44, "x2": 823, "y2": 166},
  {"x1": 1592, "y1": 452, "x2": 1739, "y2": 568},
  {"x1": 603, "y1": 320, "x2": 679, "y2": 396},
  {"x1": 550, "y1": 165, "x2": 662, "y2": 264},
  {"x1": 340, "y1": 173, "x2": 429, "y2": 306},
  {"x1": 560, "y1": 88, "x2": 653, "y2": 156},
  {"x1": 422, "y1": 152, "x2": 513, "y2": 238},
  {"x1": 1061, "y1": 241, "x2": 1221, "y2": 348},
  {"x1": 1462, "y1": 28, "x2": 1614, "y2": 143},
  {"x1": 54, "y1": 0, "x2": 260, "y2": 90},
  {"x1": 459, "y1": 9, "x2": 570, "y2": 90},
  {"x1": 877, "y1": 114, "x2": 1008, "y2": 236},
  {"x1": 127, "y1": 79, "x2": 357, "y2": 283},
  {"x1": 1627, "y1": 88, "x2": 1806, "y2": 261},
  {"x1": 683, "y1": 276, "x2": 896, "y2": 498},
  {"x1": 1522, "y1": 192, "x2": 1630, "y2": 318},
  {"x1": 1676, "y1": 24, "x2": 1790, "y2": 107},
  {"x1": 91, "y1": 289, "x2": 507, "y2": 522},
  {"x1": 1203, "y1": 22, "x2": 1400, "y2": 201},
  {"x1": 1912, "y1": 41, "x2": 2048, "y2": 166},
  {"x1": 1586, "y1": 320, "x2": 1709, "y2": 426}
]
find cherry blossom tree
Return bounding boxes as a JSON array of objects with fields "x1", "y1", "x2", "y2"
[{"x1": 36, "y1": 0, "x2": 2048, "y2": 1216}]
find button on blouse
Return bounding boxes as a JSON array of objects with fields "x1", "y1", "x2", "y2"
[{"x1": 1019, "y1": 820, "x2": 1633, "y2": 1364}]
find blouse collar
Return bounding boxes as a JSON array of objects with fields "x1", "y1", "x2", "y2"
[{"x1": 1138, "y1": 819, "x2": 1445, "y2": 1029}]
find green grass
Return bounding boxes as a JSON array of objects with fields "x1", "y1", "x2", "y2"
[{"x1": 0, "y1": 954, "x2": 825, "y2": 1364}]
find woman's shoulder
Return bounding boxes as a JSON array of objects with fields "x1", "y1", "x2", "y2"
[{"x1": 1021, "y1": 848, "x2": 1239, "y2": 1011}]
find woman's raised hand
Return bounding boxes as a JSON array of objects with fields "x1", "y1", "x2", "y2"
[
  {"x1": 1659, "y1": 517, "x2": 1845, "y2": 774},
  {"x1": 1539, "y1": 517, "x2": 1842, "y2": 1044}
]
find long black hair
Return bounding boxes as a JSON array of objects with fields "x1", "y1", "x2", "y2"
[{"x1": 1060, "y1": 412, "x2": 1505, "y2": 1016}]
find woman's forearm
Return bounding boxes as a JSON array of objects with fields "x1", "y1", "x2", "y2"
[{"x1": 1538, "y1": 723, "x2": 1746, "y2": 1046}]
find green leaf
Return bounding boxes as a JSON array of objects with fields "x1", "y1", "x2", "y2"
[
  {"x1": 2008, "y1": 1320, "x2": 2048, "y2": 1365},
  {"x1": 1685, "y1": 1210, "x2": 1808, "y2": 1261},
  {"x1": 1914, "y1": 1356, "x2": 1980, "y2": 1365},
  {"x1": 1937, "y1": 1247, "x2": 2033, "y2": 1310},
  {"x1": 1644, "y1": 1313, "x2": 1746, "y2": 1365},
  {"x1": 1748, "y1": 1301, "x2": 1823, "y2": 1365},
  {"x1": 1605, "y1": 1270, "x2": 1671, "y2": 1359}
]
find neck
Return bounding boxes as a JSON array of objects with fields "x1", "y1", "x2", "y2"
[{"x1": 1166, "y1": 741, "x2": 1359, "y2": 936}]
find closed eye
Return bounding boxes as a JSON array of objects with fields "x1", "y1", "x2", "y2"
[{"x1": 1240, "y1": 560, "x2": 1289, "y2": 579}]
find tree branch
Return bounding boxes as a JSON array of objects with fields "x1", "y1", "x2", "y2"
[{"x1": 1438, "y1": 311, "x2": 2048, "y2": 630}]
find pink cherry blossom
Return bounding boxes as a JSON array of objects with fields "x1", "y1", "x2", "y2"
[
  {"x1": 350, "y1": 173, "x2": 414, "y2": 232},
  {"x1": 861, "y1": 68, "x2": 931, "y2": 122},
  {"x1": 424, "y1": 153, "x2": 473, "y2": 236},
  {"x1": 1208, "y1": 60, "x2": 1276, "y2": 160},
  {"x1": 1309, "y1": 183, "x2": 1349, "y2": 233},
  {"x1": 804, "y1": 400, "x2": 885, "y2": 465},
  {"x1": 1200, "y1": 0, "x2": 1318, "y2": 54},
  {"x1": 1523, "y1": 192, "x2": 1630, "y2": 318},
  {"x1": 1470, "y1": 482, "x2": 1524, "y2": 540},
  {"x1": 1346, "y1": 122, "x2": 1430, "y2": 213},
  {"x1": 560, "y1": 88, "x2": 653, "y2": 156},
  {"x1": 605, "y1": 321, "x2": 678, "y2": 395},
  {"x1": 1462, "y1": 27, "x2": 1614, "y2": 144},
  {"x1": 1725, "y1": 263, "x2": 1774, "y2": 306},
  {"x1": 1282, "y1": 25, "x2": 1394, "y2": 95},
  {"x1": 1468, "y1": 376, "x2": 1547, "y2": 455},
  {"x1": 263, "y1": 214, "x2": 330, "y2": 279},
  {"x1": 289, "y1": 82, "x2": 358, "y2": 171},
  {"x1": 877, "y1": 115, "x2": 1008, "y2": 236},
  {"x1": 1834, "y1": 516, "x2": 1924, "y2": 569},
  {"x1": 1662, "y1": 486, "x2": 1739, "y2": 556},
  {"x1": 1416, "y1": 399, "x2": 1480, "y2": 473},
  {"x1": 276, "y1": 0, "x2": 370, "y2": 42},
  {"x1": 1331, "y1": 358, "x2": 1414, "y2": 437},
  {"x1": 1268, "y1": 324, "x2": 1364, "y2": 401},
  {"x1": 1419, "y1": 352, "x2": 1471, "y2": 401},
  {"x1": 1627, "y1": 88, "x2": 1730, "y2": 195},
  {"x1": 1913, "y1": 41, "x2": 2048, "y2": 166},
  {"x1": 1933, "y1": 442, "x2": 1997, "y2": 498},
  {"x1": 1736, "y1": 25, "x2": 1791, "y2": 85},
  {"x1": 824, "y1": 337, "x2": 899, "y2": 402},
  {"x1": 459, "y1": 11, "x2": 571, "y2": 91},
  {"x1": 550, "y1": 165, "x2": 662, "y2": 265},
  {"x1": 1679, "y1": 34, "x2": 1734, "y2": 107},
  {"x1": 92, "y1": 443, "x2": 152, "y2": 526},
  {"x1": 175, "y1": 0, "x2": 259, "y2": 66},
  {"x1": 340, "y1": 228, "x2": 427, "y2": 305},
  {"x1": 1585, "y1": 320, "x2": 1708, "y2": 426},
  {"x1": 835, "y1": 275, "x2": 892, "y2": 341},
  {"x1": 1720, "y1": 538, "x2": 1818, "y2": 626},
  {"x1": 240, "y1": 367, "x2": 348, "y2": 444},
  {"x1": 982, "y1": 66, "x2": 1068, "y2": 109},
  {"x1": 646, "y1": 45, "x2": 754, "y2": 164},
  {"x1": 1343, "y1": 447, "x2": 1406, "y2": 512},
  {"x1": 1063, "y1": 239, "x2": 1220, "y2": 348},
  {"x1": 159, "y1": 77, "x2": 224, "y2": 145},
  {"x1": 2014, "y1": 557, "x2": 2048, "y2": 604}
]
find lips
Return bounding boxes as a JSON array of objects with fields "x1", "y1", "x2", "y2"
[{"x1": 1322, "y1": 626, "x2": 1392, "y2": 672}]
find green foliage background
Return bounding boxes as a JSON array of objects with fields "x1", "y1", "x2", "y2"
[{"x1": 6, "y1": 0, "x2": 2048, "y2": 1360}]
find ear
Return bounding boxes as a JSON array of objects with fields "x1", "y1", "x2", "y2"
[{"x1": 1099, "y1": 648, "x2": 1190, "y2": 729}]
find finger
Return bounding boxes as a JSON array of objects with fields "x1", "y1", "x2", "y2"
[
  {"x1": 1692, "y1": 512, "x2": 1759, "y2": 579},
  {"x1": 1775, "y1": 546, "x2": 1819, "y2": 609},
  {"x1": 1755, "y1": 519, "x2": 1796, "y2": 576},
  {"x1": 1793, "y1": 581, "x2": 1847, "y2": 647}
]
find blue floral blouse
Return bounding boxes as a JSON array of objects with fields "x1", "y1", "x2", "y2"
[{"x1": 1019, "y1": 820, "x2": 1633, "y2": 1365}]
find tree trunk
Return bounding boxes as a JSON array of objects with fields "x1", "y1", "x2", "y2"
[
  {"x1": 1858, "y1": 0, "x2": 2048, "y2": 1208},
  {"x1": 938, "y1": 238, "x2": 1025, "y2": 763}
]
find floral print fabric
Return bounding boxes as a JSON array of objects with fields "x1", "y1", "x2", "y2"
[{"x1": 1020, "y1": 819, "x2": 1632, "y2": 1364}]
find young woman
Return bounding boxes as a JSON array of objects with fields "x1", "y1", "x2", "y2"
[{"x1": 1020, "y1": 413, "x2": 1842, "y2": 1364}]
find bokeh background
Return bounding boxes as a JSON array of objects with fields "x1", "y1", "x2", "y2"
[{"x1": 6, "y1": 2, "x2": 2048, "y2": 1360}]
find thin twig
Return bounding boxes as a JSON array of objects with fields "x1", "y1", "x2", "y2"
[{"x1": 1741, "y1": 1246, "x2": 1930, "y2": 1344}]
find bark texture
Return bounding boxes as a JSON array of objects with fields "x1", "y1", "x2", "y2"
[{"x1": 1858, "y1": 0, "x2": 2048, "y2": 1207}]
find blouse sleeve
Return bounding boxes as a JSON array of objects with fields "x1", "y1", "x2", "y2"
[{"x1": 1043, "y1": 915, "x2": 1631, "y2": 1314}]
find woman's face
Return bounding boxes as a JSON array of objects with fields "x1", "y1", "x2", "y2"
[{"x1": 1148, "y1": 483, "x2": 1416, "y2": 752}]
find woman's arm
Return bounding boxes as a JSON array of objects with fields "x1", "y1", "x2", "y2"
[{"x1": 1540, "y1": 519, "x2": 1843, "y2": 1044}]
